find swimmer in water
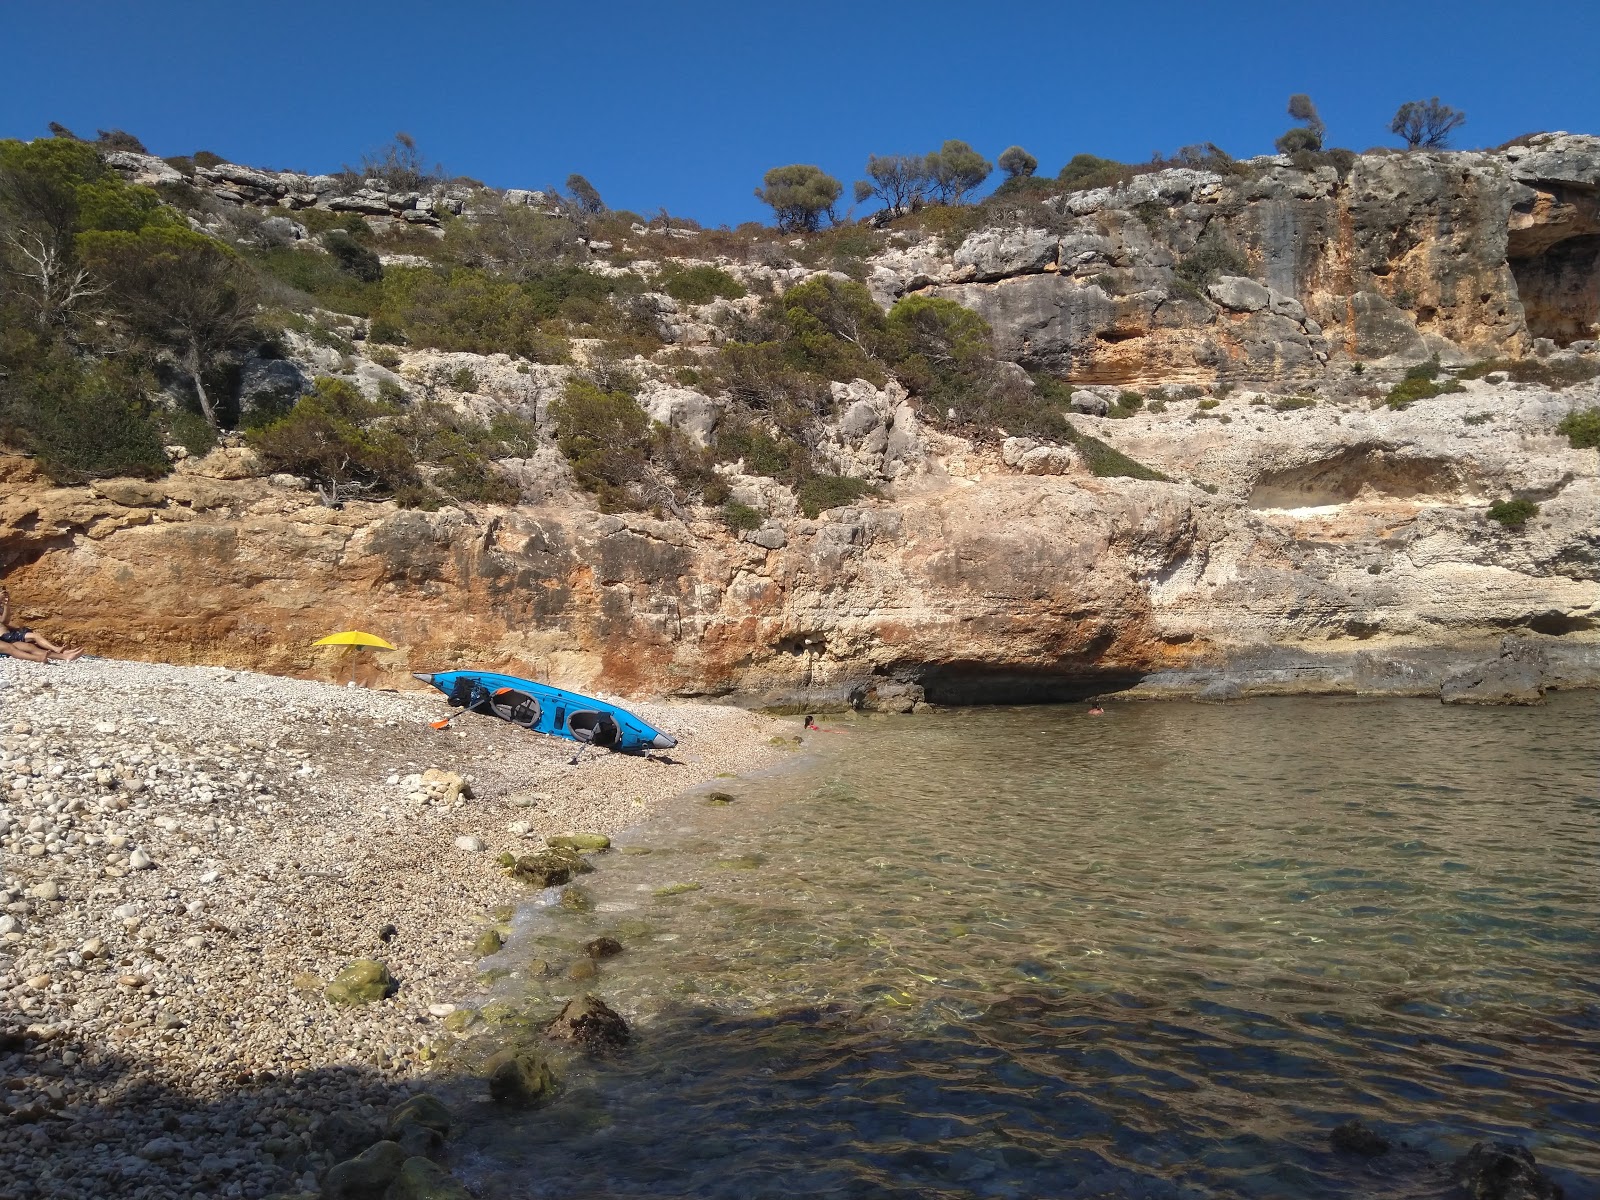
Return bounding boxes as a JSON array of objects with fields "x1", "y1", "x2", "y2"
[{"x1": 1087, "y1": 700, "x2": 1105, "y2": 715}]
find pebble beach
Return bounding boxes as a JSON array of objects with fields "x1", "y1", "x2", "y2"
[{"x1": 0, "y1": 657, "x2": 788, "y2": 1199}]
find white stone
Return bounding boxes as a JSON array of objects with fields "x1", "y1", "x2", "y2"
[
  {"x1": 129, "y1": 849, "x2": 154, "y2": 869},
  {"x1": 427, "y1": 1002, "x2": 456, "y2": 1017},
  {"x1": 454, "y1": 835, "x2": 485, "y2": 852}
]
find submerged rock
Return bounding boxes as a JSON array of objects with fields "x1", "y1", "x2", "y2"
[
  {"x1": 324, "y1": 959, "x2": 394, "y2": 1006},
  {"x1": 1329, "y1": 1119, "x2": 1390, "y2": 1156},
  {"x1": 322, "y1": 1139, "x2": 406, "y2": 1200},
  {"x1": 584, "y1": 936, "x2": 623, "y2": 959},
  {"x1": 510, "y1": 852, "x2": 572, "y2": 888},
  {"x1": 393, "y1": 1156, "x2": 472, "y2": 1200},
  {"x1": 559, "y1": 885, "x2": 595, "y2": 913},
  {"x1": 485, "y1": 1047, "x2": 557, "y2": 1106},
  {"x1": 546, "y1": 993, "x2": 630, "y2": 1052},
  {"x1": 654, "y1": 881, "x2": 702, "y2": 897},
  {"x1": 1453, "y1": 1142, "x2": 1563, "y2": 1200}
]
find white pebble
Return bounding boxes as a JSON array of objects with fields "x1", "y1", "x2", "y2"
[
  {"x1": 427, "y1": 1003, "x2": 456, "y2": 1017},
  {"x1": 454, "y1": 835, "x2": 485, "y2": 852},
  {"x1": 129, "y1": 849, "x2": 154, "y2": 870}
]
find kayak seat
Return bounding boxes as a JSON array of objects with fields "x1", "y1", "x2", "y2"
[
  {"x1": 568, "y1": 710, "x2": 621, "y2": 748},
  {"x1": 490, "y1": 687, "x2": 542, "y2": 729}
]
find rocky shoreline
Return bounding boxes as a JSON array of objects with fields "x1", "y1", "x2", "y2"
[{"x1": 0, "y1": 657, "x2": 787, "y2": 1200}]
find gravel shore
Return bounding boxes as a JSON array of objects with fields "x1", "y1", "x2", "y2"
[{"x1": 0, "y1": 657, "x2": 787, "y2": 1199}]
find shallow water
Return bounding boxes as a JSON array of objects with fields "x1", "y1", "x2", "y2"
[{"x1": 457, "y1": 694, "x2": 1600, "y2": 1199}]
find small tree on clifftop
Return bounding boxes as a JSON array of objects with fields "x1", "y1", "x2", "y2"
[
  {"x1": 853, "y1": 154, "x2": 928, "y2": 217},
  {"x1": 565, "y1": 173, "x2": 605, "y2": 215},
  {"x1": 1391, "y1": 98, "x2": 1466, "y2": 149},
  {"x1": 1275, "y1": 93, "x2": 1325, "y2": 154},
  {"x1": 997, "y1": 145, "x2": 1038, "y2": 179},
  {"x1": 925, "y1": 140, "x2": 991, "y2": 204},
  {"x1": 755, "y1": 164, "x2": 842, "y2": 232}
]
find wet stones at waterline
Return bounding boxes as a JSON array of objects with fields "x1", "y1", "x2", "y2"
[
  {"x1": 393, "y1": 1155, "x2": 474, "y2": 1200},
  {"x1": 1453, "y1": 1142, "x2": 1563, "y2": 1200},
  {"x1": 584, "y1": 935, "x2": 623, "y2": 959},
  {"x1": 472, "y1": 928, "x2": 504, "y2": 957},
  {"x1": 509, "y1": 847, "x2": 593, "y2": 887},
  {"x1": 547, "y1": 833, "x2": 612, "y2": 852},
  {"x1": 546, "y1": 993, "x2": 631, "y2": 1053},
  {"x1": 387, "y1": 1091, "x2": 454, "y2": 1160}
]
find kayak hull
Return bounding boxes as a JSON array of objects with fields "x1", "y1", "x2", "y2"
[{"x1": 414, "y1": 670, "x2": 676, "y2": 752}]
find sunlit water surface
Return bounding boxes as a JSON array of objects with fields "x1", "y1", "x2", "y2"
[{"x1": 455, "y1": 694, "x2": 1600, "y2": 1199}]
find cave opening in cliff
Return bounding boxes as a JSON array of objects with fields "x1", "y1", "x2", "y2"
[
  {"x1": 912, "y1": 663, "x2": 1147, "y2": 706},
  {"x1": 1508, "y1": 234, "x2": 1600, "y2": 347}
]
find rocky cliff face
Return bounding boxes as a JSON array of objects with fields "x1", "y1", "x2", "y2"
[
  {"x1": 866, "y1": 134, "x2": 1600, "y2": 383},
  {"x1": 4, "y1": 364, "x2": 1595, "y2": 705},
  {"x1": 7, "y1": 135, "x2": 1595, "y2": 705}
]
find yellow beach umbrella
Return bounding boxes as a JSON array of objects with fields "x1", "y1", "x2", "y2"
[{"x1": 312, "y1": 631, "x2": 397, "y2": 650}]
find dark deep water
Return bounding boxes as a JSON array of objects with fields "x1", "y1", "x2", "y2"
[{"x1": 455, "y1": 693, "x2": 1600, "y2": 1199}]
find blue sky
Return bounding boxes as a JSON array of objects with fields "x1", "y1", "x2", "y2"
[{"x1": 3, "y1": 0, "x2": 1596, "y2": 226}]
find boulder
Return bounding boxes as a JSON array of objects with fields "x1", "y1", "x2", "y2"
[
  {"x1": 92, "y1": 480, "x2": 167, "y2": 508},
  {"x1": 1453, "y1": 1142, "x2": 1562, "y2": 1200},
  {"x1": 387, "y1": 1093, "x2": 452, "y2": 1161},
  {"x1": 1441, "y1": 640, "x2": 1548, "y2": 706},
  {"x1": 1206, "y1": 276, "x2": 1272, "y2": 313},
  {"x1": 485, "y1": 1047, "x2": 557, "y2": 1106},
  {"x1": 639, "y1": 385, "x2": 718, "y2": 446},
  {"x1": 1196, "y1": 678, "x2": 1244, "y2": 703},
  {"x1": 546, "y1": 993, "x2": 630, "y2": 1053},
  {"x1": 324, "y1": 959, "x2": 394, "y2": 1006},
  {"x1": 392, "y1": 1157, "x2": 472, "y2": 1200},
  {"x1": 238, "y1": 357, "x2": 308, "y2": 421},
  {"x1": 953, "y1": 227, "x2": 1058, "y2": 281},
  {"x1": 1070, "y1": 390, "x2": 1110, "y2": 416},
  {"x1": 322, "y1": 1140, "x2": 406, "y2": 1200}
]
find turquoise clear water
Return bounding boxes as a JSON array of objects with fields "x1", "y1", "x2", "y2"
[{"x1": 455, "y1": 694, "x2": 1600, "y2": 1199}]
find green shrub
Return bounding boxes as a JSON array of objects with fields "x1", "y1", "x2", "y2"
[
  {"x1": 1057, "y1": 154, "x2": 1129, "y2": 192},
  {"x1": 163, "y1": 407, "x2": 219, "y2": 455},
  {"x1": 548, "y1": 378, "x2": 651, "y2": 510},
  {"x1": 1273, "y1": 395, "x2": 1316, "y2": 411},
  {"x1": 1173, "y1": 235, "x2": 1249, "y2": 297},
  {"x1": 373, "y1": 267, "x2": 567, "y2": 361},
  {"x1": 1107, "y1": 391, "x2": 1145, "y2": 418},
  {"x1": 448, "y1": 367, "x2": 479, "y2": 392},
  {"x1": 1384, "y1": 359, "x2": 1463, "y2": 408},
  {"x1": 248, "y1": 376, "x2": 415, "y2": 496},
  {"x1": 1458, "y1": 357, "x2": 1600, "y2": 390},
  {"x1": 721, "y1": 500, "x2": 763, "y2": 532},
  {"x1": 1462, "y1": 412, "x2": 1492, "y2": 426},
  {"x1": 1556, "y1": 406, "x2": 1600, "y2": 448},
  {"x1": 323, "y1": 231, "x2": 383, "y2": 282},
  {"x1": 369, "y1": 345, "x2": 401, "y2": 370},
  {"x1": 714, "y1": 418, "x2": 808, "y2": 478},
  {"x1": 0, "y1": 348, "x2": 170, "y2": 482},
  {"x1": 1486, "y1": 498, "x2": 1539, "y2": 529},
  {"x1": 657, "y1": 264, "x2": 746, "y2": 305},
  {"x1": 797, "y1": 474, "x2": 876, "y2": 517},
  {"x1": 251, "y1": 246, "x2": 378, "y2": 315},
  {"x1": 1197, "y1": 398, "x2": 1220, "y2": 410},
  {"x1": 1073, "y1": 431, "x2": 1169, "y2": 481}
]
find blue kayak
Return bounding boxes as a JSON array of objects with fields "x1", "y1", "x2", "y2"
[{"x1": 413, "y1": 670, "x2": 676, "y2": 753}]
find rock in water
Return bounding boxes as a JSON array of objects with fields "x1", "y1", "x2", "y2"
[
  {"x1": 511, "y1": 848, "x2": 591, "y2": 887},
  {"x1": 584, "y1": 936, "x2": 623, "y2": 959},
  {"x1": 547, "y1": 833, "x2": 611, "y2": 851},
  {"x1": 322, "y1": 1140, "x2": 407, "y2": 1200},
  {"x1": 393, "y1": 1156, "x2": 472, "y2": 1200},
  {"x1": 1442, "y1": 641, "x2": 1549, "y2": 706},
  {"x1": 1454, "y1": 1143, "x2": 1564, "y2": 1200},
  {"x1": 324, "y1": 959, "x2": 394, "y2": 1006},
  {"x1": 1329, "y1": 1119, "x2": 1390, "y2": 1156},
  {"x1": 472, "y1": 928, "x2": 503, "y2": 957},
  {"x1": 546, "y1": 993, "x2": 630, "y2": 1052},
  {"x1": 485, "y1": 1048, "x2": 557, "y2": 1106}
]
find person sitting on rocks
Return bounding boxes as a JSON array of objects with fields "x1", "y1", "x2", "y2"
[{"x1": 0, "y1": 586, "x2": 82, "y2": 662}]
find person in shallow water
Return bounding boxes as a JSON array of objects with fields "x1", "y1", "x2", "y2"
[
  {"x1": 1087, "y1": 700, "x2": 1105, "y2": 715},
  {"x1": 803, "y1": 715, "x2": 845, "y2": 732}
]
